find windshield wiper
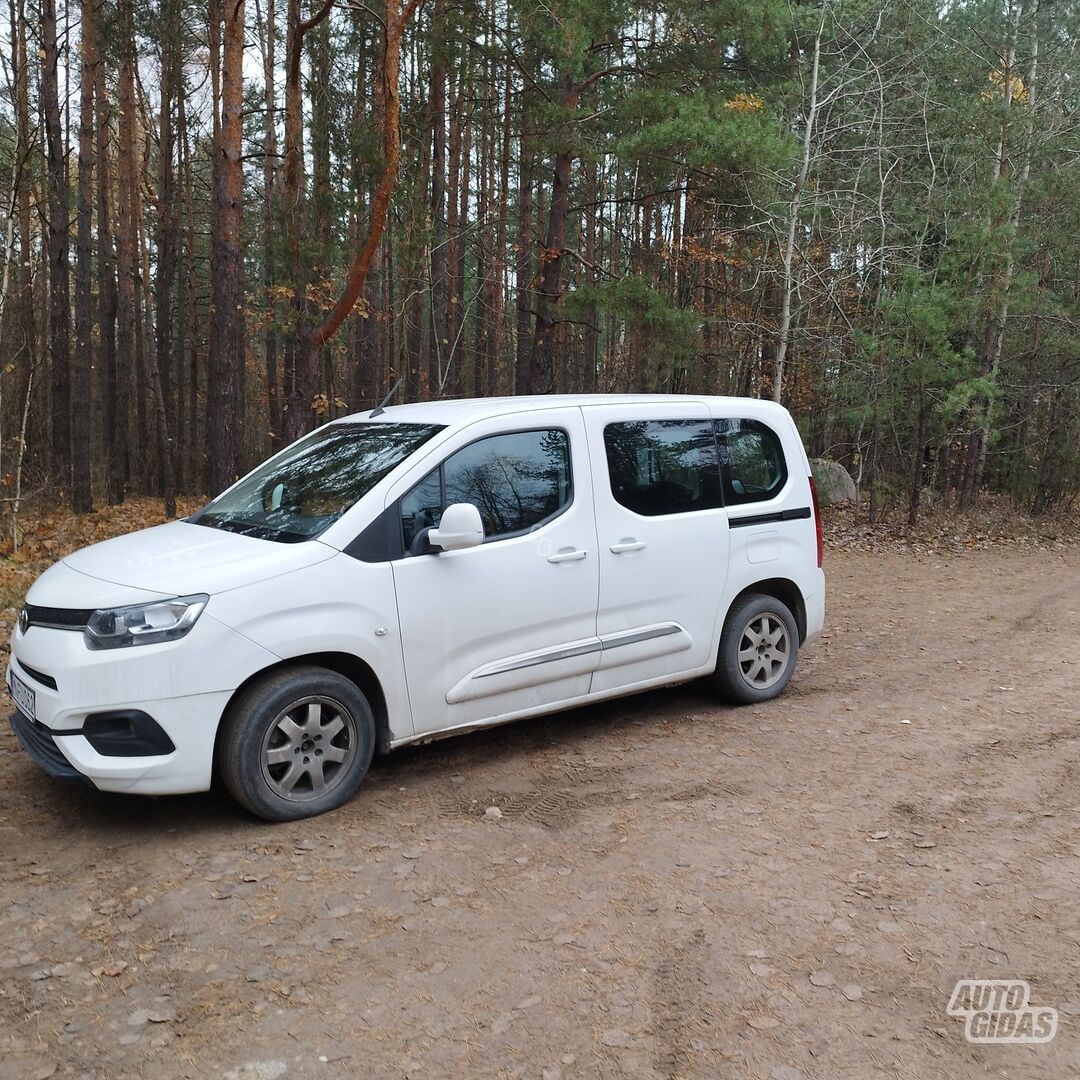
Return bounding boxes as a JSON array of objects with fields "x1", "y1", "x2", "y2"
[{"x1": 193, "y1": 514, "x2": 312, "y2": 544}]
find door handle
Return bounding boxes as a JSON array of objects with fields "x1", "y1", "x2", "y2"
[
  {"x1": 547, "y1": 549, "x2": 587, "y2": 564},
  {"x1": 609, "y1": 540, "x2": 646, "y2": 554}
]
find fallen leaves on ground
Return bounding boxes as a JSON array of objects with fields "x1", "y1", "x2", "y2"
[{"x1": 823, "y1": 495, "x2": 1078, "y2": 556}]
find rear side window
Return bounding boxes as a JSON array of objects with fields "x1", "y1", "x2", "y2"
[
  {"x1": 714, "y1": 418, "x2": 787, "y2": 505},
  {"x1": 604, "y1": 420, "x2": 722, "y2": 516},
  {"x1": 400, "y1": 429, "x2": 571, "y2": 547}
]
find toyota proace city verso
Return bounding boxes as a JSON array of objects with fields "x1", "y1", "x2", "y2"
[{"x1": 8, "y1": 395, "x2": 824, "y2": 820}]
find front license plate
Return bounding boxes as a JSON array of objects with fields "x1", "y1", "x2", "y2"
[{"x1": 8, "y1": 670, "x2": 36, "y2": 720}]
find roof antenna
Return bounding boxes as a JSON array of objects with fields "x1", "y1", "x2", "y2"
[{"x1": 369, "y1": 376, "x2": 403, "y2": 419}]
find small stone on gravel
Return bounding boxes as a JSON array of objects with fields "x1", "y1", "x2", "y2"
[{"x1": 748, "y1": 1016, "x2": 781, "y2": 1030}]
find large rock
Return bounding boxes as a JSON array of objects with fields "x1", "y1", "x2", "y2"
[{"x1": 810, "y1": 458, "x2": 857, "y2": 507}]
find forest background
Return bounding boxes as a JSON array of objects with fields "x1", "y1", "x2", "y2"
[{"x1": 0, "y1": 0, "x2": 1076, "y2": 535}]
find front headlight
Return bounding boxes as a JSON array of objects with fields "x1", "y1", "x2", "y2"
[{"x1": 84, "y1": 594, "x2": 209, "y2": 650}]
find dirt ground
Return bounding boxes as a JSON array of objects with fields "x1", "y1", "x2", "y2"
[{"x1": 1, "y1": 543, "x2": 1078, "y2": 1080}]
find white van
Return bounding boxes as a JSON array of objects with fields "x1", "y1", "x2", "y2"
[{"x1": 8, "y1": 395, "x2": 824, "y2": 820}]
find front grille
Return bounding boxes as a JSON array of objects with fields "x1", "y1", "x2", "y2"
[
  {"x1": 23, "y1": 604, "x2": 93, "y2": 631},
  {"x1": 15, "y1": 660, "x2": 58, "y2": 691},
  {"x1": 9, "y1": 710, "x2": 83, "y2": 780}
]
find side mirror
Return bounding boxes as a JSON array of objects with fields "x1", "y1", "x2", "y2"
[{"x1": 428, "y1": 503, "x2": 484, "y2": 552}]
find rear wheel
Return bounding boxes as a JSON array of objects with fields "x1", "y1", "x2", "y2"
[
  {"x1": 712, "y1": 593, "x2": 799, "y2": 705},
  {"x1": 219, "y1": 666, "x2": 375, "y2": 821}
]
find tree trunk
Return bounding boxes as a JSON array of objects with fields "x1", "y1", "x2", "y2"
[
  {"x1": 582, "y1": 159, "x2": 598, "y2": 393},
  {"x1": 454, "y1": 87, "x2": 471, "y2": 397},
  {"x1": 208, "y1": 0, "x2": 246, "y2": 492},
  {"x1": 114, "y1": 0, "x2": 140, "y2": 503},
  {"x1": 1032, "y1": 378, "x2": 1065, "y2": 515},
  {"x1": 444, "y1": 70, "x2": 463, "y2": 395},
  {"x1": 133, "y1": 197, "x2": 149, "y2": 491},
  {"x1": 530, "y1": 74, "x2": 583, "y2": 394},
  {"x1": 476, "y1": 30, "x2": 497, "y2": 397},
  {"x1": 968, "y1": 0, "x2": 1039, "y2": 500},
  {"x1": 514, "y1": 109, "x2": 534, "y2": 395},
  {"x1": 346, "y1": 13, "x2": 372, "y2": 409},
  {"x1": 72, "y1": 0, "x2": 97, "y2": 512},
  {"x1": 907, "y1": 390, "x2": 929, "y2": 527},
  {"x1": 310, "y1": 11, "x2": 334, "y2": 414},
  {"x1": 11, "y1": 0, "x2": 36, "y2": 481},
  {"x1": 281, "y1": 0, "x2": 339, "y2": 440},
  {"x1": 256, "y1": 0, "x2": 281, "y2": 450},
  {"x1": 179, "y1": 89, "x2": 200, "y2": 491},
  {"x1": 492, "y1": 46, "x2": 512, "y2": 396},
  {"x1": 773, "y1": 8, "x2": 825, "y2": 404},
  {"x1": 94, "y1": 19, "x2": 120, "y2": 504},
  {"x1": 42, "y1": 0, "x2": 71, "y2": 488},
  {"x1": 429, "y1": 0, "x2": 448, "y2": 396},
  {"x1": 302, "y1": 0, "x2": 424, "y2": 378},
  {"x1": 153, "y1": 0, "x2": 178, "y2": 515}
]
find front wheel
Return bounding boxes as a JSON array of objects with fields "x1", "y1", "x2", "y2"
[
  {"x1": 712, "y1": 593, "x2": 800, "y2": 705},
  {"x1": 218, "y1": 666, "x2": 376, "y2": 821}
]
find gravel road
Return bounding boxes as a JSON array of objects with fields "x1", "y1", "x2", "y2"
[{"x1": 2, "y1": 546, "x2": 1078, "y2": 1079}]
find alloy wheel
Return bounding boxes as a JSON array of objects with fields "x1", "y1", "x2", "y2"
[
  {"x1": 737, "y1": 612, "x2": 790, "y2": 691},
  {"x1": 259, "y1": 695, "x2": 357, "y2": 803}
]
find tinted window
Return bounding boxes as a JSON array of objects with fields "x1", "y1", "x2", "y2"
[
  {"x1": 192, "y1": 422, "x2": 443, "y2": 543},
  {"x1": 715, "y1": 418, "x2": 787, "y2": 505},
  {"x1": 604, "y1": 420, "x2": 722, "y2": 516},
  {"x1": 401, "y1": 429, "x2": 571, "y2": 547}
]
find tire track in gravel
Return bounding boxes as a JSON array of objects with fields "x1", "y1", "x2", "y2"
[{"x1": 652, "y1": 925, "x2": 711, "y2": 1079}]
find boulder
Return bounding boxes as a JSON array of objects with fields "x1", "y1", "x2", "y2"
[{"x1": 810, "y1": 459, "x2": 857, "y2": 507}]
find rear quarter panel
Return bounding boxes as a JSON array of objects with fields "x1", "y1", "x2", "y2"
[{"x1": 706, "y1": 399, "x2": 823, "y2": 650}]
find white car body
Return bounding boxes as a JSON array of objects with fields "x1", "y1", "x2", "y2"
[{"x1": 7, "y1": 394, "x2": 824, "y2": 806}]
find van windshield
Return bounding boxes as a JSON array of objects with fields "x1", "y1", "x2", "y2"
[{"x1": 192, "y1": 422, "x2": 443, "y2": 543}]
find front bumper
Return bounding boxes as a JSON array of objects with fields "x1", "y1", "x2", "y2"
[
  {"x1": 5, "y1": 681, "x2": 233, "y2": 793},
  {"x1": 9, "y1": 708, "x2": 84, "y2": 780},
  {"x1": 6, "y1": 612, "x2": 279, "y2": 795}
]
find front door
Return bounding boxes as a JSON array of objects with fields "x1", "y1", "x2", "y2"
[
  {"x1": 390, "y1": 408, "x2": 600, "y2": 736},
  {"x1": 583, "y1": 402, "x2": 731, "y2": 694}
]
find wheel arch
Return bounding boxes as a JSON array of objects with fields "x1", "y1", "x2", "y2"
[
  {"x1": 728, "y1": 578, "x2": 807, "y2": 643},
  {"x1": 215, "y1": 652, "x2": 393, "y2": 766}
]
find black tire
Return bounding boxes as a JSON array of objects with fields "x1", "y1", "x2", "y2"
[
  {"x1": 218, "y1": 665, "x2": 376, "y2": 821},
  {"x1": 712, "y1": 593, "x2": 800, "y2": 705}
]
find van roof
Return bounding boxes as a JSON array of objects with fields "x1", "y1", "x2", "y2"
[{"x1": 336, "y1": 394, "x2": 788, "y2": 427}]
